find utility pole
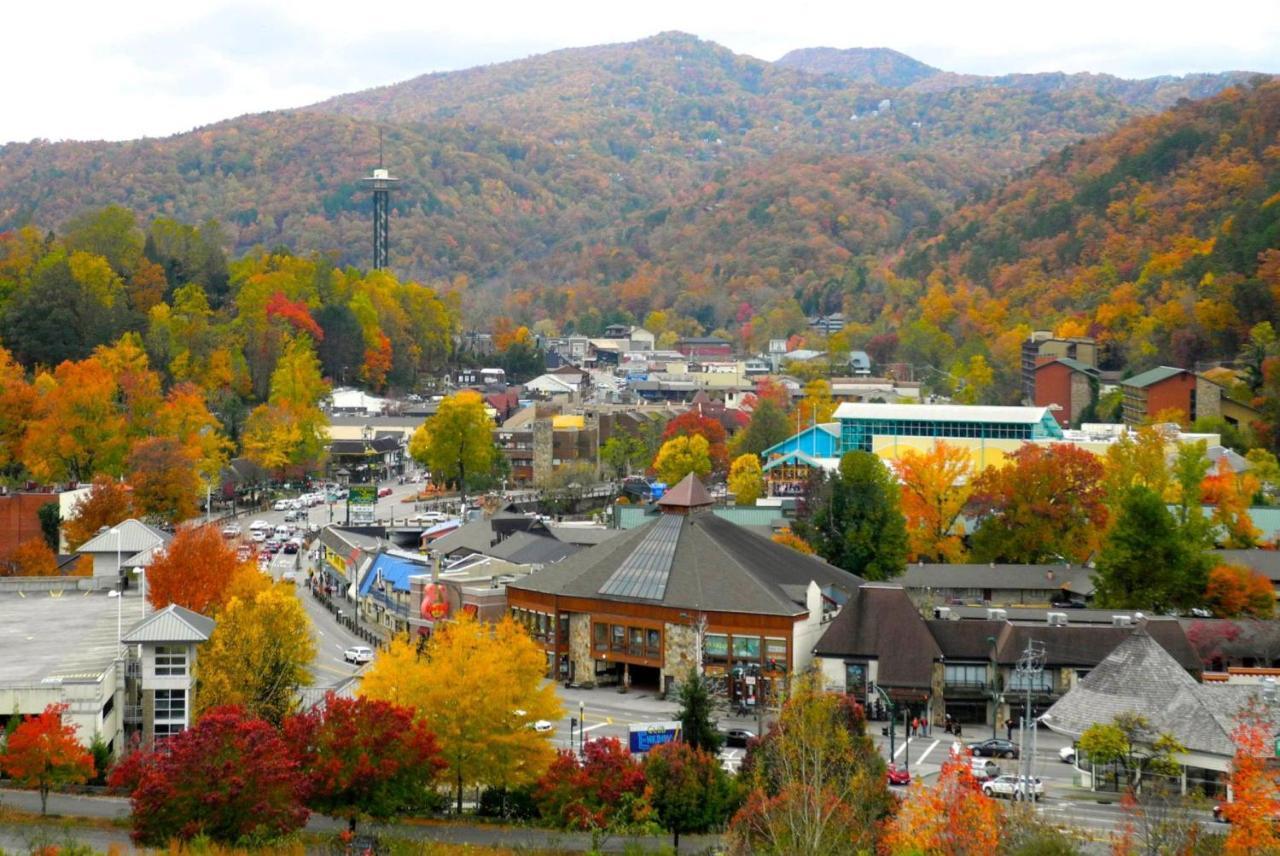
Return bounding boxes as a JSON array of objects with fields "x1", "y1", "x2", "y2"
[{"x1": 1015, "y1": 640, "x2": 1046, "y2": 800}]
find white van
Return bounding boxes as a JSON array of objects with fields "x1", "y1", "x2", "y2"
[
  {"x1": 274, "y1": 524, "x2": 293, "y2": 541},
  {"x1": 249, "y1": 520, "x2": 271, "y2": 542}
]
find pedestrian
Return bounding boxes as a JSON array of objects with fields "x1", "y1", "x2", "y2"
[
  {"x1": 911, "y1": 716, "x2": 919, "y2": 737},
  {"x1": 1006, "y1": 718, "x2": 1015, "y2": 741}
]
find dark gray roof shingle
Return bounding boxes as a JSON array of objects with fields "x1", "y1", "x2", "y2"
[{"x1": 814, "y1": 585, "x2": 940, "y2": 689}]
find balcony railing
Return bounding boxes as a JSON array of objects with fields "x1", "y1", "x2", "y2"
[{"x1": 943, "y1": 679, "x2": 992, "y2": 691}]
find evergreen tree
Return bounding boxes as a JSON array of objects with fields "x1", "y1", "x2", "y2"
[
  {"x1": 793, "y1": 451, "x2": 908, "y2": 581},
  {"x1": 1092, "y1": 486, "x2": 1212, "y2": 611},
  {"x1": 676, "y1": 667, "x2": 723, "y2": 754},
  {"x1": 738, "y1": 400, "x2": 791, "y2": 457}
]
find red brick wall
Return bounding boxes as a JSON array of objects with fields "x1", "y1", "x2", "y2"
[
  {"x1": 1146, "y1": 374, "x2": 1197, "y2": 422},
  {"x1": 1034, "y1": 363, "x2": 1074, "y2": 426},
  {"x1": 0, "y1": 493, "x2": 55, "y2": 556}
]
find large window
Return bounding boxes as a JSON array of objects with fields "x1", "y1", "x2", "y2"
[
  {"x1": 1008, "y1": 670, "x2": 1054, "y2": 692},
  {"x1": 765, "y1": 638, "x2": 788, "y2": 672},
  {"x1": 154, "y1": 646, "x2": 187, "y2": 677},
  {"x1": 154, "y1": 689, "x2": 186, "y2": 720},
  {"x1": 704, "y1": 634, "x2": 729, "y2": 667},
  {"x1": 944, "y1": 663, "x2": 988, "y2": 688},
  {"x1": 732, "y1": 636, "x2": 761, "y2": 663},
  {"x1": 593, "y1": 622, "x2": 608, "y2": 652}
]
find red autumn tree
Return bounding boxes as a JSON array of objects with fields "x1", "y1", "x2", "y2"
[
  {"x1": 661, "y1": 410, "x2": 729, "y2": 475},
  {"x1": 63, "y1": 475, "x2": 134, "y2": 551},
  {"x1": 0, "y1": 702, "x2": 94, "y2": 815},
  {"x1": 284, "y1": 693, "x2": 445, "y2": 834},
  {"x1": 145, "y1": 524, "x2": 249, "y2": 614},
  {"x1": 265, "y1": 291, "x2": 323, "y2": 340},
  {"x1": 108, "y1": 706, "x2": 307, "y2": 845},
  {"x1": 968, "y1": 443, "x2": 1108, "y2": 564},
  {"x1": 1223, "y1": 711, "x2": 1280, "y2": 855},
  {"x1": 1205, "y1": 563, "x2": 1276, "y2": 619},
  {"x1": 884, "y1": 746, "x2": 1002, "y2": 855},
  {"x1": 535, "y1": 738, "x2": 650, "y2": 834},
  {"x1": 643, "y1": 739, "x2": 735, "y2": 852}
]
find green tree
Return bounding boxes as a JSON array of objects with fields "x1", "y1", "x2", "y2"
[
  {"x1": 737, "y1": 399, "x2": 791, "y2": 458},
  {"x1": 408, "y1": 389, "x2": 497, "y2": 506},
  {"x1": 675, "y1": 667, "x2": 722, "y2": 754},
  {"x1": 727, "y1": 454, "x2": 764, "y2": 506},
  {"x1": 793, "y1": 451, "x2": 908, "y2": 580},
  {"x1": 37, "y1": 503, "x2": 60, "y2": 551},
  {"x1": 644, "y1": 740, "x2": 735, "y2": 853},
  {"x1": 1092, "y1": 486, "x2": 1212, "y2": 611},
  {"x1": 653, "y1": 435, "x2": 712, "y2": 486},
  {"x1": 601, "y1": 434, "x2": 647, "y2": 480}
]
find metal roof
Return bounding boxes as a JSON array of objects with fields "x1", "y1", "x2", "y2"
[
  {"x1": 77, "y1": 519, "x2": 171, "y2": 555},
  {"x1": 1121, "y1": 365, "x2": 1189, "y2": 389},
  {"x1": 122, "y1": 604, "x2": 214, "y2": 644},
  {"x1": 598, "y1": 514, "x2": 682, "y2": 601},
  {"x1": 833, "y1": 402, "x2": 1053, "y2": 424}
]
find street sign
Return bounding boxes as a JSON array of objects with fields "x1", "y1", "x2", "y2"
[
  {"x1": 348, "y1": 484, "x2": 377, "y2": 505},
  {"x1": 628, "y1": 721, "x2": 681, "y2": 753}
]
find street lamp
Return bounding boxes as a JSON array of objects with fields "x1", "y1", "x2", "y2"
[
  {"x1": 111, "y1": 528, "x2": 122, "y2": 653},
  {"x1": 579, "y1": 700, "x2": 585, "y2": 752}
]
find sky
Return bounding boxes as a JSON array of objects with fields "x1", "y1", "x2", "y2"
[{"x1": 7, "y1": 0, "x2": 1280, "y2": 144}]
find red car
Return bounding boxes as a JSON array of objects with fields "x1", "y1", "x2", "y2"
[
  {"x1": 378, "y1": 486, "x2": 393, "y2": 497},
  {"x1": 887, "y1": 763, "x2": 911, "y2": 786}
]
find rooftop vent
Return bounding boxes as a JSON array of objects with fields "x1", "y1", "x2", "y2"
[
  {"x1": 1112, "y1": 614, "x2": 1133, "y2": 627},
  {"x1": 934, "y1": 607, "x2": 951, "y2": 620},
  {"x1": 986, "y1": 608, "x2": 1007, "y2": 621},
  {"x1": 1047, "y1": 612, "x2": 1068, "y2": 627}
]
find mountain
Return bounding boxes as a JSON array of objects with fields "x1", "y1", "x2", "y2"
[
  {"x1": 0, "y1": 32, "x2": 1266, "y2": 335},
  {"x1": 775, "y1": 46, "x2": 941, "y2": 87},
  {"x1": 895, "y1": 77, "x2": 1280, "y2": 374}
]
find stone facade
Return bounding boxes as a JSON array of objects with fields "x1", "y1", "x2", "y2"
[
  {"x1": 663, "y1": 623, "x2": 699, "y2": 687},
  {"x1": 1195, "y1": 377, "x2": 1223, "y2": 422},
  {"x1": 567, "y1": 613, "x2": 594, "y2": 686}
]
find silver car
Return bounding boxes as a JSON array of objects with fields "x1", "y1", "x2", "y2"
[{"x1": 982, "y1": 775, "x2": 1044, "y2": 801}]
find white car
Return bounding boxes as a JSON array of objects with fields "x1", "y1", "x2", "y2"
[
  {"x1": 981, "y1": 775, "x2": 1044, "y2": 801},
  {"x1": 1059, "y1": 746, "x2": 1077, "y2": 764},
  {"x1": 221, "y1": 523, "x2": 242, "y2": 537},
  {"x1": 532, "y1": 720, "x2": 554, "y2": 733},
  {"x1": 273, "y1": 499, "x2": 290, "y2": 511},
  {"x1": 344, "y1": 646, "x2": 374, "y2": 665}
]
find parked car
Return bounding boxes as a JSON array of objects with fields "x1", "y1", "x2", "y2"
[
  {"x1": 221, "y1": 523, "x2": 242, "y2": 538},
  {"x1": 982, "y1": 775, "x2": 1043, "y2": 800},
  {"x1": 344, "y1": 646, "x2": 374, "y2": 665},
  {"x1": 532, "y1": 720, "x2": 554, "y2": 733},
  {"x1": 968, "y1": 738, "x2": 1019, "y2": 759},
  {"x1": 1059, "y1": 745, "x2": 1077, "y2": 764},
  {"x1": 886, "y1": 763, "x2": 911, "y2": 786},
  {"x1": 378, "y1": 486, "x2": 394, "y2": 497},
  {"x1": 722, "y1": 728, "x2": 756, "y2": 748}
]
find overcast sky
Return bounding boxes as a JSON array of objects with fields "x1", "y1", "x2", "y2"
[{"x1": 7, "y1": 0, "x2": 1279, "y2": 144}]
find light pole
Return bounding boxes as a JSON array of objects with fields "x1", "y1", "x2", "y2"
[
  {"x1": 578, "y1": 700, "x2": 585, "y2": 752},
  {"x1": 111, "y1": 528, "x2": 122, "y2": 653}
]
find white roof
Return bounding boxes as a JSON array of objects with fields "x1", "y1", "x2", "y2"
[
  {"x1": 77, "y1": 519, "x2": 171, "y2": 555},
  {"x1": 524, "y1": 374, "x2": 577, "y2": 394},
  {"x1": 833, "y1": 402, "x2": 1052, "y2": 424}
]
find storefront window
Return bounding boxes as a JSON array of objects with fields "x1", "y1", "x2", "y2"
[
  {"x1": 705, "y1": 634, "x2": 729, "y2": 666},
  {"x1": 765, "y1": 638, "x2": 788, "y2": 672},
  {"x1": 646, "y1": 629, "x2": 661, "y2": 657},
  {"x1": 593, "y1": 623, "x2": 608, "y2": 652},
  {"x1": 612, "y1": 624, "x2": 625, "y2": 652},
  {"x1": 629, "y1": 627, "x2": 644, "y2": 657},
  {"x1": 732, "y1": 636, "x2": 761, "y2": 662}
]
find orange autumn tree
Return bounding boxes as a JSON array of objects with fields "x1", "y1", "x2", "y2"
[
  {"x1": 771, "y1": 529, "x2": 815, "y2": 555},
  {"x1": 1201, "y1": 458, "x2": 1262, "y2": 548},
  {"x1": 146, "y1": 524, "x2": 257, "y2": 615},
  {"x1": 0, "y1": 702, "x2": 94, "y2": 815},
  {"x1": 1223, "y1": 710, "x2": 1280, "y2": 855},
  {"x1": 884, "y1": 747, "x2": 1002, "y2": 856},
  {"x1": 63, "y1": 475, "x2": 134, "y2": 550},
  {"x1": 127, "y1": 437, "x2": 201, "y2": 525},
  {"x1": 1205, "y1": 563, "x2": 1276, "y2": 619},
  {"x1": 4, "y1": 537, "x2": 59, "y2": 577},
  {"x1": 894, "y1": 441, "x2": 974, "y2": 562}
]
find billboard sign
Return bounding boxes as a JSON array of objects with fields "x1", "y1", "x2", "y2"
[
  {"x1": 348, "y1": 484, "x2": 378, "y2": 505},
  {"x1": 628, "y1": 721, "x2": 681, "y2": 754}
]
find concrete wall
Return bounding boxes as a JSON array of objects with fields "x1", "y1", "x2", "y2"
[{"x1": 0, "y1": 575, "x2": 115, "y2": 594}]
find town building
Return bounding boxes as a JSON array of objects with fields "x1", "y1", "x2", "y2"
[
  {"x1": 1042, "y1": 630, "x2": 1279, "y2": 794},
  {"x1": 1020, "y1": 332, "x2": 1098, "y2": 401},
  {"x1": 121, "y1": 604, "x2": 215, "y2": 744},
  {"x1": 897, "y1": 562, "x2": 1095, "y2": 609},
  {"x1": 1121, "y1": 365, "x2": 1259, "y2": 428},
  {"x1": 674, "y1": 336, "x2": 734, "y2": 360},
  {"x1": 761, "y1": 422, "x2": 840, "y2": 497},
  {"x1": 76, "y1": 519, "x2": 171, "y2": 583},
  {"x1": 506, "y1": 474, "x2": 859, "y2": 703},
  {"x1": 1034, "y1": 358, "x2": 1101, "y2": 428}
]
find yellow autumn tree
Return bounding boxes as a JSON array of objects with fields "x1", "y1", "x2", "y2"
[
  {"x1": 1102, "y1": 425, "x2": 1171, "y2": 515},
  {"x1": 727, "y1": 454, "x2": 764, "y2": 506},
  {"x1": 359, "y1": 613, "x2": 560, "y2": 814},
  {"x1": 194, "y1": 584, "x2": 314, "y2": 726},
  {"x1": 894, "y1": 442, "x2": 974, "y2": 562},
  {"x1": 795, "y1": 379, "x2": 836, "y2": 426},
  {"x1": 653, "y1": 435, "x2": 712, "y2": 486}
]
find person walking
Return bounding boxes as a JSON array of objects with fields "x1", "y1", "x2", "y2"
[{"x1": 1006, "y1": 717, "x2": 1015, "y2": 741}]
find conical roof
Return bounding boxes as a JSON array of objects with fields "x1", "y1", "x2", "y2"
[{"x1": 656, "y1": 473, "x2": 714, "y2": 511}]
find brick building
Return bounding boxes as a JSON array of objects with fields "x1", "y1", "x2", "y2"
[
  {"x1": 1120, "y1": 366, "x2": 1258, "y2": 428},
  {"x1": 1020, "y1": 333, "x2": 1098, "y2": 401},
  {"x1": 1033, "y1": 357, "x2": 1100, "y2": 428}
]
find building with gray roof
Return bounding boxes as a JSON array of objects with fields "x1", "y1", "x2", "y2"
[{"x1": 507, "y1": 473, "x2": 860, "y2": 702}]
